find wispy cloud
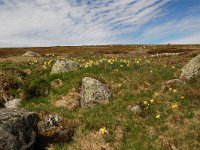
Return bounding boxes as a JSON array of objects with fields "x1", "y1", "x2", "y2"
[{"x1": 0, "y1": 0, "x2": 199, "y2": 47}]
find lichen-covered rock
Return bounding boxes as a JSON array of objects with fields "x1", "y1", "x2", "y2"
[
  {"x1": 80, "y1": 77, "x2": 112, "y2": 108},
  {"x1": 181, "y1": 54, "x2": 200, "y2": 80},
  {"x1": 37, "y1": 112, "x2": 78, "y2": 149},
  {"x1": 51, "y1": 59, "x2": 80, "y2": 74},
  {"x1": 22, "y1": 51, "x2": 41, "y2": 57},
  {"x1": 0, "y1": 108, "x2": 39, "y2": 150}
]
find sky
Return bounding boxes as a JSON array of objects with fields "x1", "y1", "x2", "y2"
[{"x1": 0, "y1": 0, "x2": 200, "y2": 47}]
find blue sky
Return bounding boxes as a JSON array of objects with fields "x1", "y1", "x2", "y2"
[{"x1": 0, "y1": 0, "x2": 200, "y2": 47}]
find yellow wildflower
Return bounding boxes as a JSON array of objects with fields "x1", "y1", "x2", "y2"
[
  {"x1": 149, "y1": 99, "x2": 154, "y2": 103},
  {"x1": 181, "y1": 96, "x2": 184, "y2": 99},
  {"x1": 100, "y1": 127, "x2": 108, "y2": 135},
  {"x1": 171, "y1": 104, "x2": 178, "y2": 109},
  {"x1": 173, "y1": 89, "x2": 177, "y2": 93},
  {"x1": 155, "y1": 114, "x2": 160, "y2": 119},
  {"x1": 143, "y1": 101, "x2": 148, "y2": 105}
]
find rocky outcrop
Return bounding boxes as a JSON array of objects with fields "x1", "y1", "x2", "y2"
[
  {"x1": 180, "y1": 54, "x2": 200, "y2": 80},
  {"x1": 80, "y1": 77, "x2": 112, "y2": 108},
  {"x1": 0, "y1": 108, "x2": 39, "y2": 150},
  {"x1": 37, "y1": 112, "x2": 78, "y2": 149},
  {"x1": 51, "y1": 59, "x2": 80, "y2": 74},
  {"x1": 22, "y1": 51, "x2": 41, "y2": 57}
]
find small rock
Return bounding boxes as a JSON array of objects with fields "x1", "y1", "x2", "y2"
[
  {"x1": 50, "y1": 79, "x2": 64, "y2": 89},
  {"x1": 22, "y1": 51, "x2": 41, "y2": 57},
  {"x1": 130, "y1": 105, "x2": 142, "y2": 114},
  {"x1": 51, "y1": 59, "x2": 80, "y2": 74},
  {"x1": 180, "y1": 54, "x2": 200, "y2": 80},
  {"x1": 4, "y1": 99, "x2": 22, "y2": 109},
  {"x1": 80, "y1": 77, "x2": 112, "y2": 108}
]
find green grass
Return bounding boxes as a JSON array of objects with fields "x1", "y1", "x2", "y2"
[{"x1": 1, "y1": 54, "x2": 199, "y2": 150}]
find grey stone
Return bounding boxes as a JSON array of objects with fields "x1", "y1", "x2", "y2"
[
  {"x1": 131, "y1": 105, "x2": 142, "y2": 114},
  {"x1": 80, "y1": 77, "x2": 111, "y2": 108},
  {"x1": 181, "y1": 54, "x2": 200, "y2": 80},
  {"x1": 51, "y1": 59, "x2": 80, "y2": 74},
  {"x1": 22, "y1": 51, "x2": 41, "y2": 57},
  {"x1": 0, "y1": 108, "x2": 39, "y2": 150},
  {"x1": 4, "y1": 99, "x2": 22, "y2": 109}
]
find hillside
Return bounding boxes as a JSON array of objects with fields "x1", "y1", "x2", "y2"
[{"x1": 0, "y1": 45, "x2": 200, "y2": 150}]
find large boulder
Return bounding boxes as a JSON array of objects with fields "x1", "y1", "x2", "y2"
[
  {"x1": 22, "y1": 51, "x2": 41, "y2": 57},
  {"x1": 0, "y1": 108, "x2": 39, "y2": 150},
  {"x1": 181, "y1": 54, "x2": 200, "y2": 80},
  {"x1": 80, "y1": 77, "x2": 112, "y2": 108},
  {"x1": 51, "y1": 59, "x2": 80, "y2": 74}
]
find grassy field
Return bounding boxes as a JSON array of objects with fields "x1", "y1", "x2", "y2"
[{"x1": 0, "y1": 45, "x2": 200, "y2": 150}]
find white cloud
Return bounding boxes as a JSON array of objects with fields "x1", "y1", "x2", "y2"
[
  {"x1": 0, "y1": 0, "x2": 198, "y2": 47},
  {"x1": 169, "y1": 33, "x2": 200, "y2": 44},
  {"x1": 141, "y1": 15, "x2": 200, "y2": 44}
]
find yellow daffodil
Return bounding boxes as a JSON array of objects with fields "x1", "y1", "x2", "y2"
[
  {"x1": 149, "y1": 99, "x2": 154, "y2": 103},
  {"x1": 135, "y1": 61, "x2": 140, "y2": 64},
  {"x1": 100, "y1": 127, "x2": 108, "y2": 135},
  {"x1": 155, "y1": 114, "x2": 160, "y2": 119},
  {"x1": 171, "y1": 104, "x2": 178, "y2": 109},
  {"x1": 143, "y1": 101, "x2": 148, "y2": 105}
]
